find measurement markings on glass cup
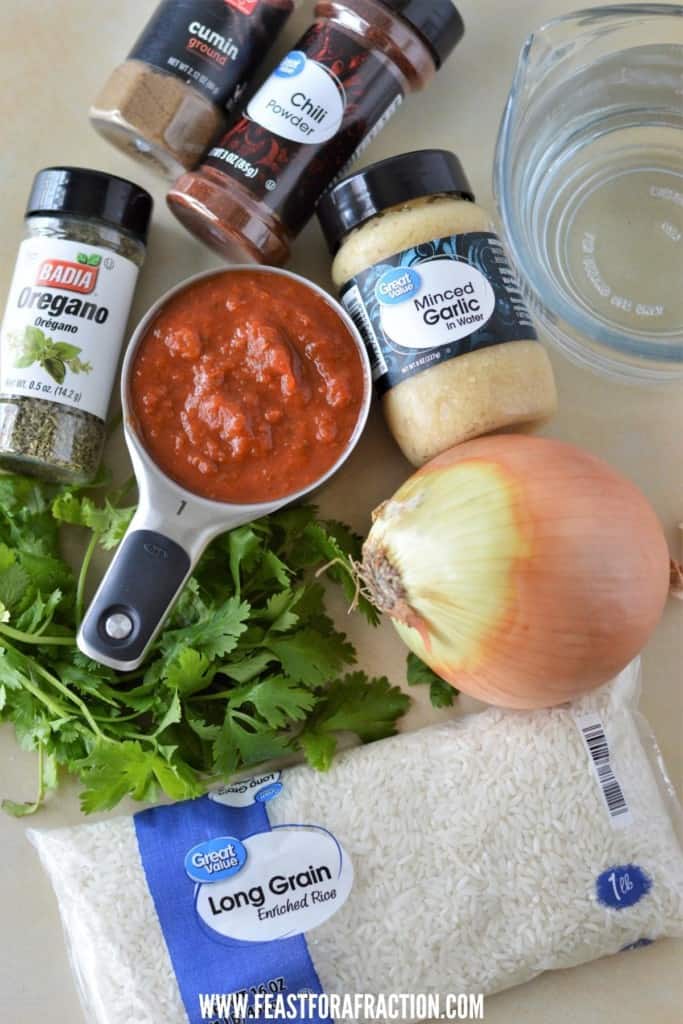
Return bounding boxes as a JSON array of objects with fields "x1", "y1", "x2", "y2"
[{"x1": 573, "y1": 712, "x2": 633, "y2": 828}]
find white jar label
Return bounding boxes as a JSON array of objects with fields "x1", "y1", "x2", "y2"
[
  {"x1": 246, "y1": 51, "x2": 346, "y2": 145},
  {"x1": 195, "y1": 824, "x2": 354, "y2": 943},
  {"x1": 341, "y1": 232, "x2": 538, "y2": 395},
  {"x1": 376, "y1": 260, "x2": 497, "y2": 350},
  {"x1": 0, "y1": 237, "x2": 139, "y2": 420}
]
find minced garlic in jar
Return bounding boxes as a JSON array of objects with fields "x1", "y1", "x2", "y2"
[{"x1": 318, "y1": 150, "x2": 558, "y2": 466}]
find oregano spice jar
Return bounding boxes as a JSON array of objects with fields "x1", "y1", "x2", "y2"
[
  {"x1": 90, "y1": 0, "x2": 298, "y2": 179},
  {"x1": 0, "y1": 168, "x2": 152, "y2": 484},
  {"x1": 167, "y1": 0, "x2": 465, "y2": 264}
]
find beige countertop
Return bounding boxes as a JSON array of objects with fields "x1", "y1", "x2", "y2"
[{"x1": 0, "y1": 1, "x2": 681, "y2": 1022}]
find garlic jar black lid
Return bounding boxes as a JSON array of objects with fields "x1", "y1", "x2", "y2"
[
  {"x1": 382, "y1": 1, "x2": 465, "y2": 68},
  {"x1": 26, "y1": 167, "x2": 153, "y2": 246},
  {"x1": 317, "y1": 149, "x2": 475, "y2": 255}
]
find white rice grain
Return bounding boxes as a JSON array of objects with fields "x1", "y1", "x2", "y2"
[{"x1": 29, "y1": 663, "x2": 683, "y2": 1024}]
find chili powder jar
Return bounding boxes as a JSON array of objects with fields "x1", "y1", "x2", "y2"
[
  {"x1": 167, "y1": 0, "x2": 465, "y2": 265},
  {"x1": 90, "y1": 0, "x2": 298, "y2": 179},
  {"x1": 0, "y1": 168, "x2": 152, "y2": 484}
]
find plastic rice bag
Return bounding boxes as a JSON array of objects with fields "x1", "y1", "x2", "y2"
[{"x1": 30, "y1": 661, "x2": 683, "y2": 1024}]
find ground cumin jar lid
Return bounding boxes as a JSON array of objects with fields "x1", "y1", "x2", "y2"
[{"x1": 317, "y1": 149, "x2": 475, "y2": 254}]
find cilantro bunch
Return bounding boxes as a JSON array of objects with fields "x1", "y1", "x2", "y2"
[{"x1": 0, "y1": 472, "x2": 412, "y2": 816}]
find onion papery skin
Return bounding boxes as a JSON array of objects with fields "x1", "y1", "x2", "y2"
[{"x1": 363, "y1": 435, "x2": 670, "y2": 709}]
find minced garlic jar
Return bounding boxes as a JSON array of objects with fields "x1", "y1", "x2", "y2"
[{"x1": 318, "y1": 150, "x2": 558, "y2": 466}]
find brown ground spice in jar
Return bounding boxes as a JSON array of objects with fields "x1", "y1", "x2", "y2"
[
  {"x1": 167, "y1": 0, "x2": 465, "y2": 264},
  {"x1": 90, "y1": 0, "x2": 297, "y2": 180},
  {"x1": 92, "y1": 62, "x2": 225, "y2": 177}
]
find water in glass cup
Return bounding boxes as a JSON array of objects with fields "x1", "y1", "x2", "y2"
[{"x1": 496, "y1": 7, "x2": 683, "y2": 382}]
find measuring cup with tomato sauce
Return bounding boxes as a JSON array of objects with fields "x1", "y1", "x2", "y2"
[{"x1": 78, "y1": 267, "x2": 372, "y2": 671}]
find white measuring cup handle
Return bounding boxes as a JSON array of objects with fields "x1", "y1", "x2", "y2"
[{"x1": 77, "y1": 515, "x2": 195, "y2": 672}]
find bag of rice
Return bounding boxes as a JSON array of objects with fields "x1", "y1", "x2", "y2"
[{"x1": 30, "y1": 661, "x2": 683, "y2": 1024}]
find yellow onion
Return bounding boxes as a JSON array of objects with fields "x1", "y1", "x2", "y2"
[{"x1": 362, "y1": 435, "x2": 670, "y2": 709}]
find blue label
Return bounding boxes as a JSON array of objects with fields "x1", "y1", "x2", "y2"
[
  {"x1": 343, "y1": 232, "x2": 537, "y2": 396},
  {"x1": 375, "y1": 267, "x2": 422, "y2": 306},
  {"x1": 255, "y1": 781, "x2": 284, "y2": 803},
  {"x1": 134, "y1": 789, "x2": 329, "y2": 1024},
  {"x1": 184, "y1": 836, "x2": 247, "y2": 884},
  {"x1": 621, "y1": 938, "x2": 654, "y2": 951},
  {"x1": 597, "y1": 865, "x2": 652, "y2": 910},
  {"x1": 276, "y1": 51, "x2": 306, "y2": 78}
]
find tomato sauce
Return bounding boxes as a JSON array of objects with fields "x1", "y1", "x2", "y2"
[{"x1": 130, "y1": 271, "x2": 366, "y2": 504}]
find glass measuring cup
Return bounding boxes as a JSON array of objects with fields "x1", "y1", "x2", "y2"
[
  {"x1": 78, "y1": 268, "x2": 372, "y2": 671},
  {"x1": 494, "y1": 5, "x2": 683, "y2": 382}
]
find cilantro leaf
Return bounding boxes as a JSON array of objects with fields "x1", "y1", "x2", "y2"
[
  {"x1": 15, "y1": 589, "x2": 62, "y2": 635},
  {"x1": 52, "y1": 493, "x2": 134, "y2": 549},
  {"x1": 160, "y1": 597, "x2": 250, "y2": 660},
  {"x1": 78, "y1": 741, "x2": 202, "y2": 812},
  {"x1": 0, "y1": 646, "x2": 30, "y2": 690},
  {"x1": 219, "y1": 651, "x2": 278, "y2": 683},
  {"x1": 229, "y1": 675, "x2": 318, "y2": 729},
  {"x1": 298, "y1": 731, "x2": 338, "y2": 772},
  {"x1": 163, "y1": 648, "x2": 215, "y2": 696},
  {"x1": 228, "y1": 526, "x2": 263, "y2": 594},
  {"x1": 297, "y1": 675, "x2": 409, "y2": 772},
  {"x1": 153, "y1": 691, "x2": 183, "y2": 737},
  {"x1": 266, "y1": 628, "x2": 355, "y2": 686},
  {"x1": 0, "y1": 472, "x2": 410, "y2": 815},
  {"x1": 305, "y1": 521, "x2": 379, "y2": 627},
  {"x1": 259, "y1": 588, "x2": 304, "y2": 633},
  {"x1": 0, "y1": 562, "x2": 30, "y2": 611},
  {"x1": 406, "y1": 653, "x2": 458, "y2": 708},
  {"x1": 212, "y1": 710, "x2": 292, "y2": 776},
  {"x1": 305, "y1": 673, "x2": 410, "y2": 742}
]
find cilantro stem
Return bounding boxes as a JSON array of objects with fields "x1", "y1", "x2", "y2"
[
  {"x1": 35, "y1": 612, "x2": 58, "y2": 637},
  {"x1": 190, "y1": 691, "x2": 237, "y2": 702},
  {"x1": 10, "y1": 664, "x2": 72, "y2": 721},
  {"x1": 29, "y1": 659, "x2": 105, "y2": 739},
  {"x1": 230, "y1": 710, "x2": 256, "y2": 728},
  {"x1": 30, "y1": 743, "x2": 46, "y2": 816},
  {"x1": 109, "y1": 474, "x2": 137, "y2": 504},
  {"x1": 91, "y1": 710, "x2": 146, "y2": 724},
  {"x1": 1, "y1": 744, "x2": 47, "y2": 817},
  {"x1": 0, "y1": 624, "x2": 75, "y2": 646},
  {"x1": 114, "y1": 668, "x2": 147, "y2": 683},
  {"x1": 76, "y1": 531, "x2": 99, "y2": 628}
]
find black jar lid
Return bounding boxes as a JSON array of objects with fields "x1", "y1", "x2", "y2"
[
  {"x1": 26, "y1": 167, "x2": 153, "y2": 246},
  {"x1": 317, "y1": 149, "x2": 475, "y2": 255},
  {"x1": 382, "y1": 1, "x2": 465, "y2": 68}
]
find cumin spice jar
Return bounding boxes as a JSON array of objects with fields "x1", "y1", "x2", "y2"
[
  {"x1": 317, "y1": 150, "x2": 558, "y2": 466},
  {"x1": 0, "y1": 168, "x2": 152, "y2": 484},
  {"x1": 90, "y1": 0, "x2": 297, "y2": 179},
  {"x1": 167, "y1": 0, "x2": 465, "y2": 264}
]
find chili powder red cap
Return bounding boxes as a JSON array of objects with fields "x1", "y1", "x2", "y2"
[{"x1": 382, "y1": 0, "x2": 465, "y2": 68}]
